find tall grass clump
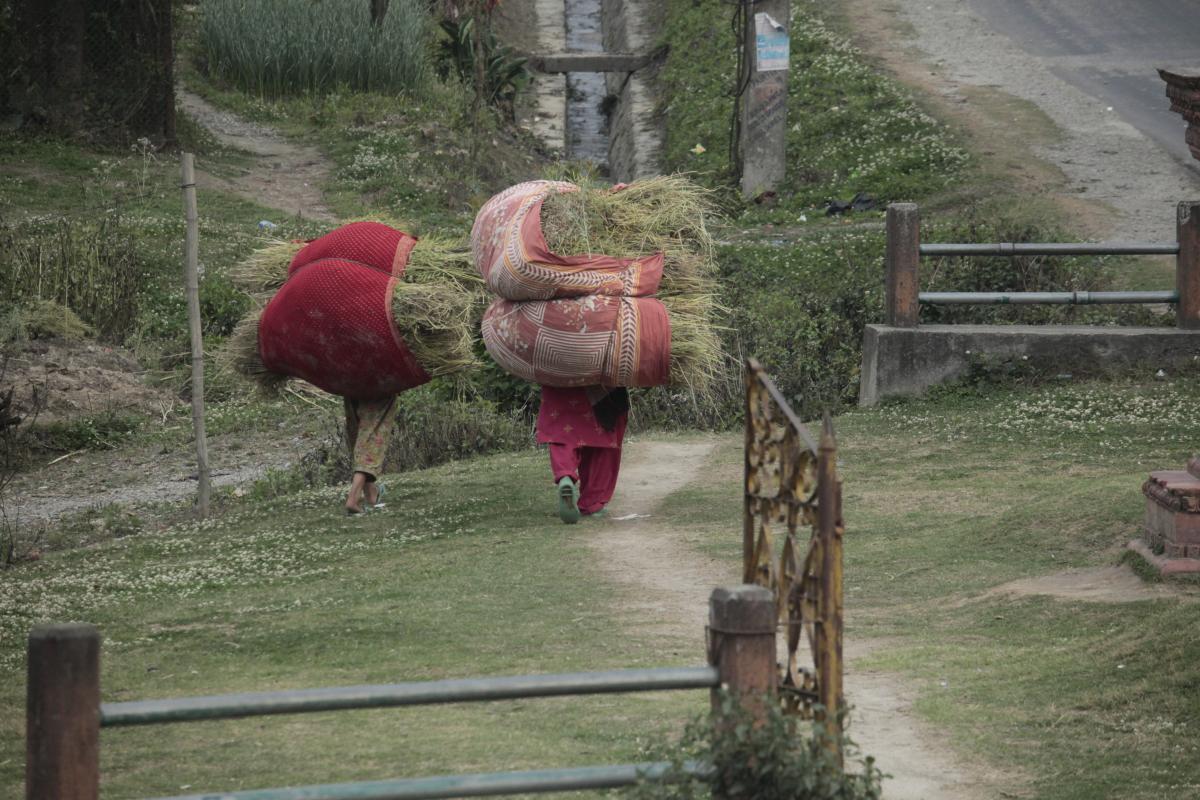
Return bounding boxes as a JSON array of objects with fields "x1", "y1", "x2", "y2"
[
  {"x1": 0, "y1": 215, "x2": 140, "y2": 340},
  {"x1": 199, "y1": 0, "x2": 432, "y2": 97}
]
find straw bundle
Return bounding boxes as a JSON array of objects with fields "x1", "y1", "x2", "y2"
[
  {"x1": 222, "y1": 228, "x2": 483, "y2": 394},
  {"x1": 538, "y1": 175, "x2": 724, "y2": 393},
  {"x1": 390, "y1": 281, "x2": 478, "y2": 377},
  {"x1": 538, "y1": 175, "x2": 717, "y2": 297}
]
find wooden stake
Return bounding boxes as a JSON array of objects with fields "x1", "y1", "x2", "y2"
[
  {"x1": 815, "y1": 414, "x2": 844, "y2": 764},
  {"x1": 26, "y1": 624, "x2": 101, "y2": 800},
  {"x1": 181, "y1": 153, "x2": 210, "y2": 517},
  {"x1": 708, "y1": 585, "x2": 776, "y2": 721},
  {"x1": 885, "y1": 203, "x2": 920, "y2": 328}
]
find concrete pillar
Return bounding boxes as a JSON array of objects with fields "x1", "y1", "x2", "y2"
[{"x1": 739, "y1": 1, "x2": 789, "y2": 199}]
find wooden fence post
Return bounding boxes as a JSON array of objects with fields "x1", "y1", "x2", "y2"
[
  {"x1": 180, "y1": 153, "x2": 210, "y2": 517},
  {"x1": 708, "y1": 585, "x2": 776, "y2": 720},
  {"x1": 27, "y1": 624, "x2": 101, "y2": 800},
  {"x1": 885, "y1": 203, "x2": 920, "y2": 328},
  {"x1": 1178, "y1": 200, "x2": 1200, "y2": 329}
]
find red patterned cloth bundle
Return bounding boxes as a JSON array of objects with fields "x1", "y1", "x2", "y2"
[
  {"x1": 257, "y1": 222, "x2": 431, "y2": 400},
  {"x1": 472, "y1": 181, "x2": 673, "y2": 388}
]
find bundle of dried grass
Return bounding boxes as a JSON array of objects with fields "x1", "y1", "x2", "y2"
[
  {"x1": 539, "y1": 175, "x2": 717, "y2": 296},
  {"x1": 229, "y1": 239, "x2": 302, "y2": 295},
  {"x1": 222, "y1": 229, "x2": 484, "y2": 393},
  {"x1": 390, "y1": 281, "x2": 479, "y2": 378},
  {"x1": 661, "y1": 293, "x2": 725, "y2": 395},
  {"x1": 539, "y1": 175, "x2": 724, "y2": 394}
]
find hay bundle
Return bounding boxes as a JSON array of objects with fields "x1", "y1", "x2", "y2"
[
  {"x1": 221, "y1": 226, "x2": 483, "y2": 395},
  {"x1": 537, "y1": 175, "x2": 724, "y2": 393},
  {"x1": 538, "y1": 175, "x2": 717, "y2": 297}
]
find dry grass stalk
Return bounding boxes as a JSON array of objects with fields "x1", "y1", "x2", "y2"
[
  {"x1": 229, "y1": 239, "x2": 302, "y2": 295},
  {"x1": 661, "y1": 293, "x2": 725, "y2": 394}
]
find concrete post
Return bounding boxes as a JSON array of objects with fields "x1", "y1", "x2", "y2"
[
  {"x1": 26, "y1": 624, "x2": 101, "y2": 800},
  {"x1": 886, "y1": 203, "x2": 920, "y2": 328},
  {"x1": 739, "y1": 0, "x2": 790, "y2": 199},
  {"x1": 708, "y1": 585, "x2": 776, "y2": 720},
  {"x1": 1178, "y1": 201, "x2": 1200, "y2": 329}
]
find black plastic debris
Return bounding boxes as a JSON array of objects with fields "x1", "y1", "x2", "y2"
[{"x1": 824, "y1": 192, "x2": 878, "y2": 216}]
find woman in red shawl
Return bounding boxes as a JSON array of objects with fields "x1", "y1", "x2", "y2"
[{"x1": 536, "y1": 386, "x2": 629, "y2": 523}]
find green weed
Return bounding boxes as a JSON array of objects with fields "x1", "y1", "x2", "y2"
[{"x1": 198, "y1": 0, "x2": 432, "y2": 97}]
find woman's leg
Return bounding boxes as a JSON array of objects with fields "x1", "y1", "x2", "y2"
[
  {"x1": 578, "y1": 445, "x2": 622, "y2": 515},
  {"x1": 548, "y1": 442, "x2": 582, "y2": 483},
  {"x1": 548, "y1": 443, "x2": 583, "y2": 524},
  {"x1": 345, "y1": 396, "x2": 399, "y2": 512}
]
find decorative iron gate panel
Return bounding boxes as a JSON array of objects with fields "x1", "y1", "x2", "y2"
[{"x1": 743, "y1": 358, "x2": 844, "y2": 754}]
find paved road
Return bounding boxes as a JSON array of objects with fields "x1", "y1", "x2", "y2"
[{"x1": 969, "y1": 0, "x2": 1200, "y2": 172}]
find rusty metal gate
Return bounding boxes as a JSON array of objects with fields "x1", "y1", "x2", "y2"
[{"x1": 742, "y1": 358, "x2": 844, "y2": 750}]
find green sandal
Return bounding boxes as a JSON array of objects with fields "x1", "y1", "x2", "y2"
[{"x1": 557, "y1": 476, "x2": 581, "y2": 524}]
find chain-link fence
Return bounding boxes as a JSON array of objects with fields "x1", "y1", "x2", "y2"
[{"x1": 0, "y1": 0, "x2": 175, "y2": 145}]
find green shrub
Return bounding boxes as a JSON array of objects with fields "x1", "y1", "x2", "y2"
[
  {"x1": 627, "y1": 694, "x2": 883, "y2": 800},
  {"x1": 382, "y1": 386, "x2": 531, "y2": 472},
  {"x1": 717, "y1": 233, "x2": 883, "y2": 418},
  {"x1": 33, "y1": 411, "x2": 141, "y2": 452},
  {"x1": 199, "y1": 0, "x2": 433, "y2": 97},
  {"x1": 0, "y1": 214, "x2": 141, "y2": 339},
  {"x1": 436, "y1": 16, "x2": 531, "y2": 116}
]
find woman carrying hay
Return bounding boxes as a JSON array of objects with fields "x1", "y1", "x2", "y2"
[
  {"x1": 537, "y1": 385, "x2": 629, "y2": 524},
  {"x1": 472, "y1": 176, "x2": 724, "y2": 525},
  {"x1": 222, "y1": 221, "x2": 482, "y2": 516}
]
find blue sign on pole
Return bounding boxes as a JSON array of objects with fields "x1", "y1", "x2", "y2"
[{"x1": 755, "y1": 13, "x2": 789, "y2": 72}]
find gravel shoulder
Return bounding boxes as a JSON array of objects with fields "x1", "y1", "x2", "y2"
[{"x1": 844, "y1": 0, "x2": 1200, "y2": 242}]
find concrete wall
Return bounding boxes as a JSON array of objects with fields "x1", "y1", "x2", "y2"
[
  {"x1": 601, "y1": 0, "x2": 664, "y2": 180},
  {"x1": 860, "y1": 324, "x2": 1200, "y2": 406}
]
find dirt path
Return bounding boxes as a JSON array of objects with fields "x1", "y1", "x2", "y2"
[
  {"x1": 178, "y1": 89, "x2": 336, "y2": 221},
  {"x1": 7, "y1": 425, "x2": 325, "y2": 526},
  {"x1": 845, "y1": 0, "x2": 1200, "y2": 242},
  {"x1": 589, "y1": 438, "x2": 999, "y2": 799}
]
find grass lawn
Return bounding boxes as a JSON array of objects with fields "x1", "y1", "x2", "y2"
[
  {"x1": 0, "y1": 451, "x2": 702, "y2": 798},
  {"x1": 4, "y1": 375, "x2": 1199, "y2": 798},
  {"x1": 666, "y1": 375, "x2": 1200, "y2": 800}
]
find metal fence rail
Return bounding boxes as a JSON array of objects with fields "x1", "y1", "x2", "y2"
[
  {"x1": 151, "y1": 761, "x2": 711, "y2": 800},
  {"x1": 28, "y1": 587, "x2": 783, "y2": 800},
  {"x1": 883, "y1": 201, "x2": 1200, "y2": 328},
  {"x1": 919, "y1": 290, "x2": 1179, "y2": 305},
  {"x1": 920, "y1": 242, "x2": 1180, "y2": 257},
  {"x1": 101, "y1": 667, "x2": 721, "y2": 727}
]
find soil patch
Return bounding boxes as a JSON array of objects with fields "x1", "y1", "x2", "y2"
[
  {"x1": 987, "y1": 565, "x2": 1184, "y2": 603},
  {"x1": 3, "y1": 339, "x2": 174, "y2": 422}
]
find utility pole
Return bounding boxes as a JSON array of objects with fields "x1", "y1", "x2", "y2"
[{"x1": 739, "y1": 0, "x2": 790, "y2": 199}]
